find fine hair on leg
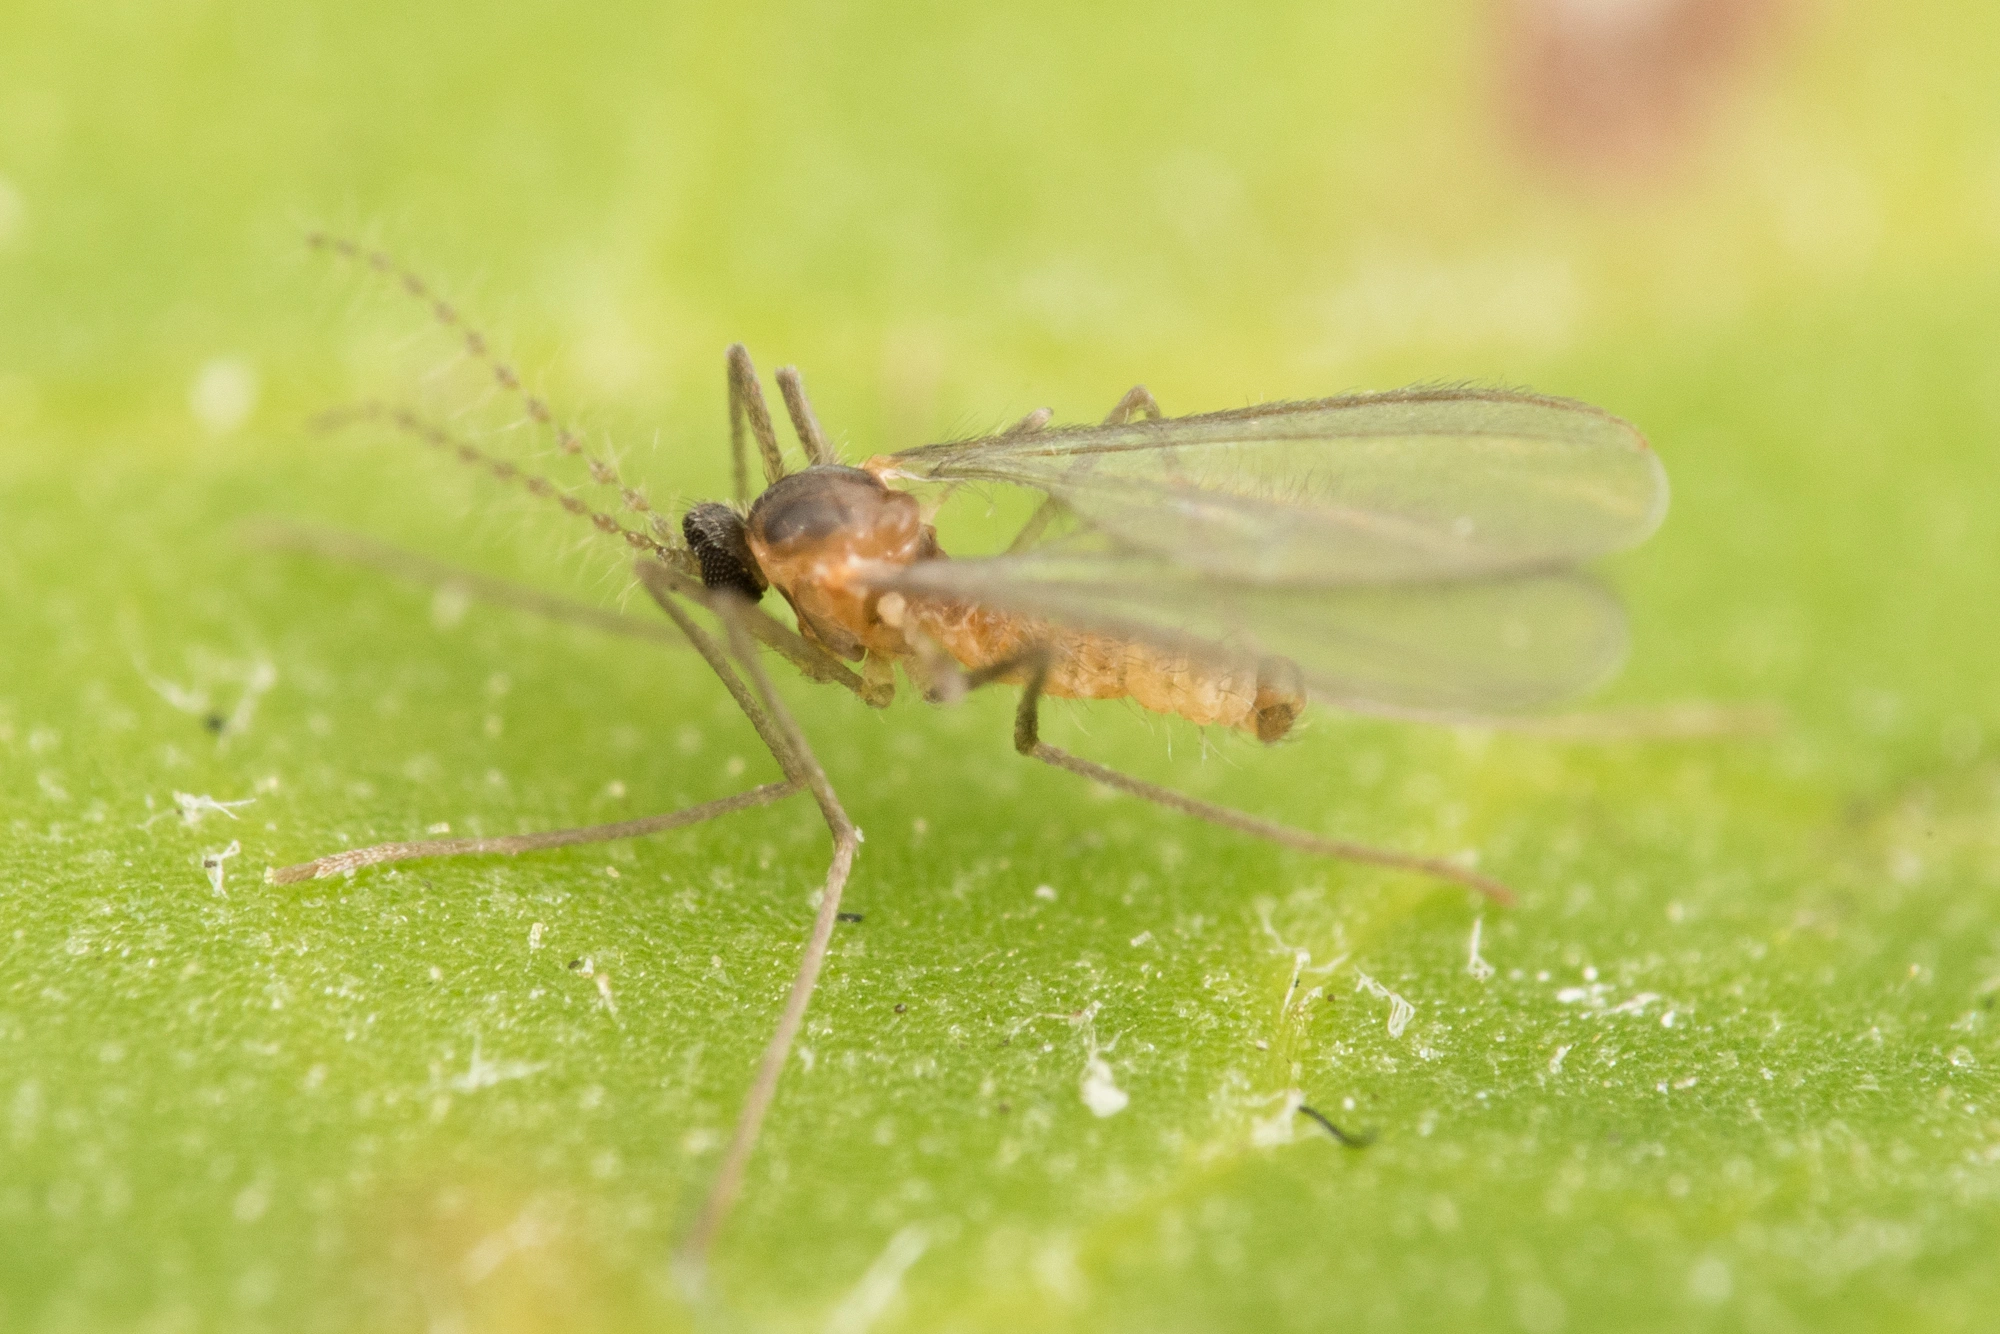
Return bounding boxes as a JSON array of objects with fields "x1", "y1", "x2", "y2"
[
  {"x1": 727, "y1": 344, "x2": 787, "y2": 501},
  {"x1": 962, "y1": 647, "x2": 1517, "y2": 906},
  {"x1": 306, "y1": 232, "x2": 680, "y2": 550},
  {"x1": 672, "y1": 591, "x2": 862, "y2": 1271}
]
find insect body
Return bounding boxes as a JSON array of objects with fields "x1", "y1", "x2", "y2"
[
  {"x1": 282, "y1": 236, "x2": 1667, "y2": 1272},
  {"x1": 688, "y1": 463, "x2": 1310, "y2": 740}
]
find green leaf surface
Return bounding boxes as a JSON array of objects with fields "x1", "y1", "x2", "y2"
[{"x1": 3, "y1": 2, "x2": 1997, "y2": 1331}]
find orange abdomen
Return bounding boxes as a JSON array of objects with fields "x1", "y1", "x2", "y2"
[{"x1": 905, "y1": 598, "x2": 1303, "y2": 742}]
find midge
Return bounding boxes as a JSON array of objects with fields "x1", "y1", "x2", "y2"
[{"x1": 278, "y1": 235, "x2": 1667, "y2": 1265}]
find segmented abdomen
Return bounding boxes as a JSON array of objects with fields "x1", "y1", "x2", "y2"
[{"x1": 905, "y1": 599, "x2": 1303, "y2": 742}]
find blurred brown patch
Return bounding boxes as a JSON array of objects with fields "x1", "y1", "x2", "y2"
[
  {"x1": 332, "y1": 1174, "x2": 668, "y2": 1331},
  {"x1": 1497, "y1": 0, "x2": 1791, "y2": 182}
]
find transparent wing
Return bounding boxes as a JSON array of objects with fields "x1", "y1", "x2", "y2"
[
  {"x1": 873, "y1": 554, "x2": 1629, "y2": 714},
  {"x1": 883, "y1": 388, "x2": 1667, "y2": 585}
]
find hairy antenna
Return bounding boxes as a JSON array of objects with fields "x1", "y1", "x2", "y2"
[
  {"x1": 306, "y1": 232, "x2": 675, "y2": 547},
  {"x1": 313, "y1": 403, "x2": 696, "y2": 576}
]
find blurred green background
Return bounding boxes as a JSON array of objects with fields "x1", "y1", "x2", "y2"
[{"x1": 2, "y1": 1, "x2": 1997, "y2": 1330}]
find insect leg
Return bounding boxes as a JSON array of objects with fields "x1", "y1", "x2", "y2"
[
  {"x1": 675, "y1": 591, "x2": 862, "y2": 1269},
  {"x1": 1102, "y1": 385, "x2": 1163, "y2": 425},
  {"x1": 1004, "y1": 500, "x2": 1064, "y2": 554},
  {"x1": 774, "y1": 365, "x2": 838, "y2": 466},
  {"x1": 265, "y1": 783, "x2": 801, "y2": 884},
  {"x1": 266, "y1": 561, "x2": 823, "y2": 886},
  {"x1": 635, "y1": 560, "x2": 894, "y2": 707},
  {"x1": 1000, "y1": 389, "x2": 1161, "y2": 552},
  {"x1": 726, "y1": 344, "x2": 789, "y2": 502},
  {"x1": 994, "y1": 653, "x2": 1518, "y2": 906}
]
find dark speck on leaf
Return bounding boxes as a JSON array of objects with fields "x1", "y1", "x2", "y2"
[
  {"x1": 567, "y1": 958, "x2": 586, "y2": 971},
  {"x1": 1297, "y1": 1104, "x2": 1375, "y2": 1147},
  {"x1": 837, "y1": 911, "x2": 864, "y2": 923},
  {"x1": 203, "y1": 713, "x2": 227, "y2": 735},
  {"x1": 893, "y1": 1003, "x2": 906, "y2": 1013}
]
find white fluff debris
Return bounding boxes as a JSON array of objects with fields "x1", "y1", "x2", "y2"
[
  {"x1": 1079, "y1": 1056, "x2": 1130, "y2": 1118},
  {"x1": 1466, "y1": 916, "x2": 1495, "y2": 980},
  {"x1": 448, "y1": 1037, "x2": 546, "y2": 1093},
  {"x1": 201, "y1": 841, "x2": 241, "y2": 897},
  {"x1": 1069, "y1": 1002, "x2": 1129, "y2": 1117},
  {"x1": 1249, "y1": 1089, "x2": 1308, "y2": 1147},
  {"x1": 175, "y1": 792, "x2": 255, "y2": 824},
  {"x1": 825, "y1": 1225, "x2": 930, "y2": 1334},
  {"x1": 1355, "y1": 971, "x2": 1416, "y2": 1038}
]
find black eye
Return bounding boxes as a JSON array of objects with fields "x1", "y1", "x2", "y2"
[{"x1": 682, "y1": 503, "x2": 767, "y2": 601}]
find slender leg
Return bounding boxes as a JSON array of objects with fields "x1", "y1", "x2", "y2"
[
  {"x1": 265, "y1": 783, "x2": 800, "y2": 884},
  {"x1": 264, "y1": 580, "x2": 826, "y2": 888},
  {"x1": 635, "y1": 560, "x2": 893, "y2": 708},
  {"x1": 1002, "y1": 389, "x2": 1164, "y2": 553},
  {"x1": 1004, "y1": 498, "x2": 1064, "y2": 554},
  {"x1": 775, "y1": 365, "x2": 838, "y2": 466},
  {"x1": 679, "y1": 594, "x2": 862, "y2": 1271},
  {"x1": 245, "y1": 519, "x2": 890, "y2": 710},
  {"x1": 965, "y1": 648, "x2": 1516, "y2": 906},
  {"x1": 589, "y1": 574, "x2": 859, "y2": 1268},
  {"x1": 727, "y1": 344, "x2": 788, "y2": 502}
]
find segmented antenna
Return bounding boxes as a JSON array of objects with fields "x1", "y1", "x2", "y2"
[
  {"x1": 313, "y1": 402, "x2": 693, "y2": 571},
  {"x1": 306, "y1": 232, "x2": 677, "y2": 547}
]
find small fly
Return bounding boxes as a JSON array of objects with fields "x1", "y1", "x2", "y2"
[{"x1": 276, "y1": 236, "x2": 1668, "y2": 1268}]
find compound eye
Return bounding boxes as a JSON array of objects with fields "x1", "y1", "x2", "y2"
[{"x1": 681, "y1": 503, "x2": 768, "y2": 602}]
